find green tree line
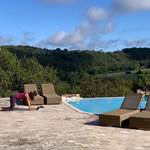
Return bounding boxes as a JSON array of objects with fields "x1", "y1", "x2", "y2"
[{"x1": 0, "y1": 46, "x2": 150, "y2": 97}]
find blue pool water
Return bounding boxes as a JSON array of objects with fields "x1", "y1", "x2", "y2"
[{"x1": 67, "y1": 97, "x2": 147, "y2": 114}]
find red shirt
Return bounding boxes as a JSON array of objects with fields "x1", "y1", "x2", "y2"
[{"x1": 16, "y1": 92, "x2": 27, "y2": 100}]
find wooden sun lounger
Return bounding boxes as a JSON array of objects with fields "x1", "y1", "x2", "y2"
[
  {"x1": 129, "y1": 95, "x2": 150, "y2": 129},
  {"x1": 24, "y1": 84, "x2": 44, "y2": 105},
  {"x1": 41, "y1": 83, "x2": 62, "y2": 105},
  {"x1": 100, "y1": 93, "x2": 143, "y2": 127}
]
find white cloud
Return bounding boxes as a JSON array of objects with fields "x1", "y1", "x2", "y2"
[
  {"x1": 20, "y1": 32, "x2": 34, "y2": 45},
  {"x1": 69, "y1": 39, "x2": 118, "y2": 50},
  {"x1": 122, "y1": 39, "x2": 150, "y2": 47},
  {"x1": 40, "y1": 28, "x2": 86, "y2": 47},
  {"x1": 39, "y1": 6, "x2": 112, "y2": 49},
  {"x1": 113, "y1": 0, "x2": 150, "y2": 13},
  {"x1": 39, "y1": 22, "x2": 112, "y2": 48},
  {"x1": 0, "y1": 36, "x2": 13, "y2": 45},
  {"x1": 38, "y1": 0, "x2": 150, "y2": 50},
  {"x1": 87, "y1": 7, "x2": 107, "y2": 21},
  {"x1": 48, "y1": 31, "x2": 66, "y2": 45}
]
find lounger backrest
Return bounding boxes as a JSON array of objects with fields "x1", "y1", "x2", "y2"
[
  {"x1": 41, "y1": 83, "x2": 56, "y2": 95},
  {"x1": 120, "y1": 93, "x2": 143, "y2": 110},
  {"x1": 145, "y1": 95, "x2": 150, "y2": 111},
  {"x1": 24, "y1": 84, "x2": 38, "y2": 93}
]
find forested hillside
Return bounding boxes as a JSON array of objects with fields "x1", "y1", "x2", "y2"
[{"x1": 0, "y1": 46, "x2": 150, "y2": 97}]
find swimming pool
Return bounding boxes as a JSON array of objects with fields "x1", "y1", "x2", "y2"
[{"x1": 66, "y1": 97, "x2": 146, "y2": 114}]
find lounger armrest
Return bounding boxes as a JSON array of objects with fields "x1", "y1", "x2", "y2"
[{"x1": 42, "y1": 94, "x2": 60, "y2": 97}]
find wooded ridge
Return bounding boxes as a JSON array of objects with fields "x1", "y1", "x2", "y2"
[{"x1": 0, "y1": 45, "x2": 150, "y2": 97}]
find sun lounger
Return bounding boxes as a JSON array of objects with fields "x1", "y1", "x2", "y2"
[
  {"x1": 129, "y1": 95, "x2": 150, "y2": 129},
  {"x1": 41, "y1": 83, "x2": 62, "y2": 105},
  {"x1": 100, "y1": 93, "x2": 144, "y2": 127},
  {"x1": 24, "y1": 84, "x2": 44, "y2": 105}
]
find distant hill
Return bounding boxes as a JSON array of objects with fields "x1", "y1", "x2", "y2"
[
  {"x1": 123, "y1": 47, "x2": 150, "y2": 67},
  {"x1": 1, "y1": 46, "x2": 150, "y2": 76},
  {"x1": 0, "y1": 45, "x2": 150, "y2": 97}
]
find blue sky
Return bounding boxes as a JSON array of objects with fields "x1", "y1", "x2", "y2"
[{"x1": 0, "y1": 0, "x2": 150, "y2": 51}]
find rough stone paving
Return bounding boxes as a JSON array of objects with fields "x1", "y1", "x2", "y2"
[{"x1": 0, "y1": 98, "x2": 150, "y2": 150}]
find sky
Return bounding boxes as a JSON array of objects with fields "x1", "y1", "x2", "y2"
[{"x1": 0, "y1": 0, "x2": 150, "y2": 51}]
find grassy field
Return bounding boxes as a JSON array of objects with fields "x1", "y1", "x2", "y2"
[{"x1": 103, "y1": 68, "x2": 150, "y2": 81}]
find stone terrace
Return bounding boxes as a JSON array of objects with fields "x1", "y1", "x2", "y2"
[{"x1": 0, "y1": 98, "x2": 150, "y2": 150}]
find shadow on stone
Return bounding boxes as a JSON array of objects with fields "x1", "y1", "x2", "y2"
[
  {"x1": 1, "y1": 107, "x2": 35, "y2": 111},
  {"x1": 85, "y1": 119, "x2": 100, "y2": 126}
]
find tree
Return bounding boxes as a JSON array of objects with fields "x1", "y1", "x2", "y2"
[{"x1": 137, "y1": 71, "x2": 150, "y2": 91}]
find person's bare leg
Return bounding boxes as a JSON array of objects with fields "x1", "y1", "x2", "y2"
[
  {"x1": 25, "y1": 94, "x2": 31, "y2": 110},
  {"x1": 25, "y1": 94, "x2": 36, "y2": 110}
]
